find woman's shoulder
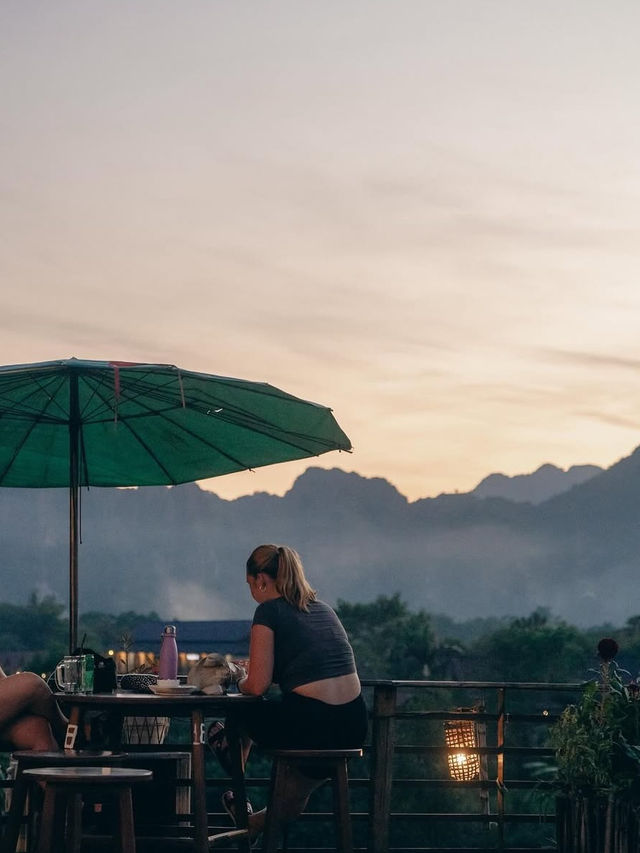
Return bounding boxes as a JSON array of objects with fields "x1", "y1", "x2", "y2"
[
  {"x1": 253, "y1": 596, "x2": 285, "y2": 622},
  {"x1": 310, "y1": 598, "x2": 336, "y2": 614},
  {"x1": 256, "y1": 597, "x2": 280, "y2": 610},
  {"x1": 255, "y1": 597, "x2": 336, "y2": 621}
]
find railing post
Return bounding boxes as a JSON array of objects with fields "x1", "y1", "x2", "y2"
[
  {"x1": 496, "y1": 687, "x2": 506, "y2": 851},
  {"x1": 368, "y1": 682, "x2": 397, "y2": 853}
]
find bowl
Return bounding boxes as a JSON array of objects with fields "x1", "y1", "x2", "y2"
[{"x1": 119, "y1": 673, "x2": 157, "y2": 693}]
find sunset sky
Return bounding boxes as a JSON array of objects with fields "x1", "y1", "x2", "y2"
[{"x1": 2, "y1": 1, "x2": 640, "y2": 502}]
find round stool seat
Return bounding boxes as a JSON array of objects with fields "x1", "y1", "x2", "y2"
[
  {"x1": 1, "y1": 751, "x2": 130, "y2": 853},
  {"x1": 20, "y1": 767, "x2": 153, "y2": 853},
  {"x1": 265, "y1": 749, "x2": 363, "y2": 759},
  {"x1": 23, "y1": 766, "x2": 152, "y2": 784}
]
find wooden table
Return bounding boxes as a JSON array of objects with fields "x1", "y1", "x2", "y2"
[{"x1": 55, "y1": 691, "x2": 259, "y2": 853}]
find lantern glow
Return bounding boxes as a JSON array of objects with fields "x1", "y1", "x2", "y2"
[{"x1": 444, "y1": 718, "x2": 480, "y2": 781}]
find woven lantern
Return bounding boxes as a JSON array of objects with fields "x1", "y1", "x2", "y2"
[{"x1": 444, "y1": 717, "x2": 480, "y2": 781}]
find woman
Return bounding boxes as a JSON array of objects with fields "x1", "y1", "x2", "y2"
[
  {"x1": 0, "y1": 667, "x2": 68, "y2": 751},
  {"x1": 209, "y1": 544, "x2": 367, "y2": 839}
]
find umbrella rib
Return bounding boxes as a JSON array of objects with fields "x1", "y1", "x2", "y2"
[
  {"x1": 0, "y1": 377, "x2": 69, "y2": 483},
  {"x1": 0, "y1": 416, "x2": 41, "y2": 483},
  {"x1": 0, "y1": 361, "x2": 350, "y2": 487},
  {"x1": 73, "y1": 401, "x2": 345, "y2": 453},
  {"x1": 83, "y1": 377, "x2": 181, "y2": 482},
  {"x1": 117, "y1": 409, "x2": 252, "y2": 475},
  {"x1": 152, "y1": 407, "x2": 346, "y2": 464},
  {"x1": 0, "y1": 373, "x2": 69, "y2": 424},
  {"x1": 117, "y1": 423, "x2": 178, "y2": 483},
  {"x1": 77, "y1": 371, "x2": 116, "y2": 422},
  {"x1": 213, "y1": 412, "x2": 346, "y2": 453},
  {"x1": 71, "y1": 369, "x2": 349, "y2": 455},
  {"x1": 77, "y1": 370, "x2": 185, "y2": 422},
  {"x1": 119, "y1": 380, "x2": 347, "y2": 452},
  {"x1": 84, "y1": 373, "x2": 348, "y2": 468}
]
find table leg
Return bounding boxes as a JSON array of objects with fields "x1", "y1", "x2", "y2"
[
  {"x1": 191, "y1": 708, "x2": 209, "y2": 853},
  {"x1": 64, "y1": 707, "x2": 80, "y2": 750},
  {"x1": 225, "y1": 717, "x2": 252, "y2": 853}
]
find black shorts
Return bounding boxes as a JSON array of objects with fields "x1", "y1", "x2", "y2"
[{"x1": 230, "y1": 691, "x2": 368, "y2": 751}]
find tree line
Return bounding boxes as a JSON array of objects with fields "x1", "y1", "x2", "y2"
[{"x1": 5, "y1": 591, "x2": 640, "y2": 683}]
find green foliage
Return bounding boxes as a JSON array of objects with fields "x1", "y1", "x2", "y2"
[
  {"x1": 78, "y1": 609, "x2": 160, "y2": 655},
  {"x1": 0, "y1": 592, "x2": 66, "y2": 647},
  {"x1": 0, "y1": 593, "x2": 67, "y2": 673},
  {"x1": 0, "y1": 594, "x2": 160, "y2": 674},
  {"x1": 471, "y1": 608, "x2": 591, "y2": 682},
  {"x1": 336, "y1": 593, "x2": 436, "y2": 679},
  {"x1": 430, "y1": 612, "x2": 512, "y2": 643},
  {"x1": 551, "y1": 660, "x2": 640, "y2": 794}
]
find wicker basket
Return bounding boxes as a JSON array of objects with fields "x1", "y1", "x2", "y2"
[{"x1": 121, "y1": 715, "x2": 170, "y2": 745}]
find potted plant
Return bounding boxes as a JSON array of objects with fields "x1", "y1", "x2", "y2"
[{"x1": 551, "y1": 638, "x2": 640, "y2": 853}]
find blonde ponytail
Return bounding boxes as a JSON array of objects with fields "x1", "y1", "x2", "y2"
[{"x1": 246, "y1": 544, "x2": 317, "y2": 611}]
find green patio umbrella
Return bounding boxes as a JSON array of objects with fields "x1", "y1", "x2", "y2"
[{"x1": 0, "y1": 358, "x2": 352, "y2": 650}]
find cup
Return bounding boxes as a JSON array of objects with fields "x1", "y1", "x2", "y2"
[
  {"x1": 81, "y1": 654, "x2": 94, "y2": 693},
  {"x1": 55, "y1": 655, "x2": 83, "y2": 693}
]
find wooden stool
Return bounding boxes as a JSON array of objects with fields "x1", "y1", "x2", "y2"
[
  {"x1": 261, "y1": 748, "x2": 362, "y2": 853},
  {"x1": 22, "y1": 766, "x2": 152, "y2": 853},
  {"x1": 1, "y1": 750, "x2": 126, "y2": 853}
]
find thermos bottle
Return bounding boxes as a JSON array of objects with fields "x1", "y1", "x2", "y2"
[{"x1": 158, "y1": 624, "x2": 178, "y2": 683}]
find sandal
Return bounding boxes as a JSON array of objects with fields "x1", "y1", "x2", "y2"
[
  {"x1": 221, "y1": 789, "x2": 253, "y2": 824},
  {"x1": 221, "y1": 791, "x2": 261, "y2": 847},
  {"x1": 207, "y1": 721, "x2": 233, "y2": 776}
]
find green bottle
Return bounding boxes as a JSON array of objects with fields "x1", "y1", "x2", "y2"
[{"x1": 81, "y1": 654, "x2": 95, "y2": 693}]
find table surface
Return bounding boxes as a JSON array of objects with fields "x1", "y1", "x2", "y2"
[{"x1": 54, "y1": 689, "x2": 259, "y2": 710}]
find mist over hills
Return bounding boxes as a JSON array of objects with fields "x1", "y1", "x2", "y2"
[{"x1": 0, "y1": 449, "x2": 637, "y2": 627}]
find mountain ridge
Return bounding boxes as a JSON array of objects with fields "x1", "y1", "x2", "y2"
[
  {"x1": 0, "y1": 450, "x2": 634, "y2": 627},
  {"x1": 471, "y1": 462, "x2": 602, "y2": 504}
]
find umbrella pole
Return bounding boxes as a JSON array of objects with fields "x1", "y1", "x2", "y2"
[{"x1": 69, "y1": 373, "x2": 80, "y2": 653}]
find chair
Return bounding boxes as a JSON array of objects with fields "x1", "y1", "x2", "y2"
[
  {"x1": 21, "y1": 766, "x2": 152, "y2": 853},
  {"x1": 1, "y1": 750, "x2": 126, "y2": 853},
  {"x1": 261, "y1": 748, "x2": 362, "y2": 853}
]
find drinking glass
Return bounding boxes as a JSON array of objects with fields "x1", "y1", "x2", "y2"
[{"x1": 55, "y1": 655, "x2": 83, "y2": 693}]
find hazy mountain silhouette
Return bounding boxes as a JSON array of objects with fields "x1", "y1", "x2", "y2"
[
  {"x1": 0, "y1": 451, "x2": 636, "y2": 626},
  {"x1": 472, "y1": 463, "x2": 602, "y2": 504}
]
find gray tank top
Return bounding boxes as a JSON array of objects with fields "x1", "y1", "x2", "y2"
[{"x1": 252, "y1": 597, "x2": 356, "y2": 693}]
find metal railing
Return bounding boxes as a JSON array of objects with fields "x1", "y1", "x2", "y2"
[
  {"x1": 360, "y1": 679, "x2": 582, "y2": 853},
  {"x1": 232, "y1": 680, "x2": 582, "y2": 852},
  {"x1": 0, "y1": 679, "x2": 585, "y2": 852}
]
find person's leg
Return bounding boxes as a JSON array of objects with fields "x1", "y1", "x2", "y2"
[
  {"x1": 222, "y1": 763, "x2": 323, "y2": 840},
  {"x1": 248, "y1": 765, "x2": 325, "y2": 835},
  {"x1": 222, "y1": 694, "x2": 367, "y2": 835},
  {"x1": 255, "y1": 694, "x2": 368, "y2": 828},
  {"x1": 210, "y1": 697, "x2": 287, "y2": 775},
  {"x1": 0, "y1": 713, "x2": 58, "y2": 751},
  {"x1": 208, "y1": 720, "x2": 253, "y2": 773},
  {"x1": 221, "y1": 694, "x2": 332, "y2": 837},
  {"x1": 0, "y1": 672, "x2": 68, "y2": 747}
]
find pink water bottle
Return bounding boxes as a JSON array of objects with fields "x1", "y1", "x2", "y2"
[{"x1": 158, "y1": 624, "x2": 178, "y2": 684}]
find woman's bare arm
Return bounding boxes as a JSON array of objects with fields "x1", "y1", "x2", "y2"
[{"x1": 237, "y1": 625, "x2": 274, "y2": 696}]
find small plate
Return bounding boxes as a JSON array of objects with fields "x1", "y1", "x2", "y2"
[{"x1": 149, "y1": 684, "x2": 198, "y2": 696}]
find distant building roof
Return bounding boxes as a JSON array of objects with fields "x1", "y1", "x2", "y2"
[{"x1": 129, "y1": 620, "x2": 252, "y2": 657}]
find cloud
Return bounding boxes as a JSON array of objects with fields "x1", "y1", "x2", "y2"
[
  {"x1": 0, "y1": 304, "x2": 196, "y2": 365},
  {"x1": 160, "y1": 580, "x2": 240, "y2": 621},
  {"x1": 539, "y1": 349, "x2": 640, "y2": 373},
  {"x1": 577, "y1": 410, "x2": 640, "y2": 431}
]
